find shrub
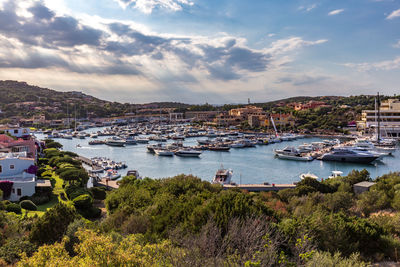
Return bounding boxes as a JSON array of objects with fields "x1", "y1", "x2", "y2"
[
  {"x1": 6, "y1": 203, "x2": 22, "y2": 214},
  {"x1": 30, "y1": 195, "x2": 50, "y2": 205},
  {"x1": 0, "y1": 181, "x2": 14, "y2": 199},
  {"x1": 40, "y1": 170, "x2": 53, "y2": 178},
  {"x1": 65, "y1": 184, "x2": 91, "y2": 200},
  {"x1": 20, "y1": 200, "x2": 38, "y2": 211},
  {"x1": 78, "y1": 206, "x2": 101, "y2": 219},
  {"x1": 73, "y1": 194, "x2": 93, "y2": 209},
  {"x1": 30, "y1": 202, "x2": 77, "y2": 245},
  {"x1": 89, "y1": 187, "x2": 107, "y2": 200}
]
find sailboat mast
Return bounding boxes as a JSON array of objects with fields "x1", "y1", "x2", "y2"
[{"x1": 377, "y1": 92, "x2": 381, "y2": 142}]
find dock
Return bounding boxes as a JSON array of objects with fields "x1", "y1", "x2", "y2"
[
  {"x1": 223, "y1": 183, "x2": 296, "y2": 192},
  {"x1": 76, "y1": 155, "x2": 103, "y2": 172},
  {"x1": 95, "y1": 178, "x2": 120, "y2": 189}
]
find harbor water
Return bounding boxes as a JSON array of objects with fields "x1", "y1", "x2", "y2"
[{"x1": 35, "y1": 131, "x2": 400, "y2": 184}]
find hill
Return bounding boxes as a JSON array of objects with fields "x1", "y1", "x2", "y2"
[{"x1": 0, "y1": 80, "x2": 189, "y2": 120}]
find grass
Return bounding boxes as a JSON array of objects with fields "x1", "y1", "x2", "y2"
[{"x1": 23, "y1": 166, "x2": 66, "y2": 217}]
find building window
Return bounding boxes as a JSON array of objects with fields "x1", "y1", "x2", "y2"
[
  {"x1": 12, "y1": 188, "x2": 15, "y2": 193},
  {"x1": 17, "y1": 188, "x2": 21, "y2": 196},
  {"x1": 14, "y1": 129, "x2": 18, "y2": 134},
  {"x1": 0, "y1": 165, "x2": 2, "y2": 173},
  {"x1": 10, "y1": 165, "x2": 14, "y2": 170}
]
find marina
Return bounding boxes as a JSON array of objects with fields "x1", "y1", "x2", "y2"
[{"x1": 35, "y1": 126, "x2": 400, "y2": 185}]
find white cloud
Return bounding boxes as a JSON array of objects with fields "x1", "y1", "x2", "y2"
[
  {"x1": 343, "y1": 56, "x2": 400, "y2": 71},
  {"x1": 393, "y1": 40, "x2": 400, "y2": 48},
  {"x1": 113, "y1": 0, "x2": 193, "y2": 14},
  {"x1": 299, "y1": 4, "x2": 317, "y2": 12},
  {"x1": 328, "y1": 9, "x2": 344, "y2": 16},
  {"x1": 0, "y1": 0, "x2": 339, "y2": 103},
  {"x1": 266, "y1": 37, "x2": 328, "y2": 56},
  {"x1": 387, "y1": 8, "x2": 400, "y2": 19}
]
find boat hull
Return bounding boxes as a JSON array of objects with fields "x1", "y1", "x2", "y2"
[
  {"x1": 321, "y1": 155, "x2": 378, "y2": 164},
  {"x1": 275, "y1": 154, "x2": 313, "y2": 161}
]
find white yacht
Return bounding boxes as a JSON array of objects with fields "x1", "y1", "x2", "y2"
[
  {"x1": 213, "y1": 167, "x2": 233, "y2": 185},
  {"x1": 105, "y1": 136, "x2": 126, "y2": 147},
  {"x1": 329, "y1": 171, "x2": 344, "y2": 179},
  {"x1": 299, "y1": 172, "x2": 318, "y2": 180},
  {"x1": 154, "y1": 148, "x2": 174, "y2": 156},
  {"x1": 274, "y1": 147, "x2": 313, "y2": 161}
]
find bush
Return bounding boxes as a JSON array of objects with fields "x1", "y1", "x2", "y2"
[
  {"x1": 73, "y1": 194, "x2": 93, "y2": 209},
  {"x1": 6, "y1": 203, "x2": 22, "y2": 214},
  {"x1": 40, "y1": 170, "x2": 53, "y2": 178},
  {"x1": 78, "y1": 206, "x2": 101, "y2": 219},
  {"x1": 30, "y1": 195, "x2": 50, "y2": 205},
  {"x1": 20, "y1": 200, "x2": 38, "y2": 211},
  {"x1": 89, "y1": 187, "x2": 107, "y2": 200},
  {"x1": 30, "y1": 202, "x2": 77, "y2": 245},
  {"x1": 65, "y1": 184, "x2": 91, "y2": 200}
]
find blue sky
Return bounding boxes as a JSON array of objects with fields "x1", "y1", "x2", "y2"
[{"x1": 0, "y1": 0, "x2": 399, "y2": 103}]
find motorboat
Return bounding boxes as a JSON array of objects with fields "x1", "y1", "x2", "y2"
[
  {"x1": 298, "y1": 143, "x2": 314, "y2": 153},
  {"x1": 329, "y1": 170, "x2": 344, "y2": 179},
  {"x1": 175, "y1": 149, "x2": 202, "y2": 157},
  {"x1": 125, "y1": 136, "x2": 137, "y2": 145},
  {"x1": 154, "y1": 148, "x2": 174, "y2": 156},
  {"x1": 208, "y1": 145, "x2": 230, "y2": 151},
  {"x1": 126, "y1": 170, "x2": 142, "y2": 179},
  {"x1": 147, "y1": 143, "x2": 164, "y2": 153},
  {"x1": 320, "y1": 148, "x2": 379, "y2": 164},
  {"x1": 212, "y1": 167, "x2": 233, "y2": 185},
  {"x1": 136, "y1": 138, "x2": 149, "y2": 144},
  {"x1": 89, "y1": 140, "x2": 105, "y2": 145},
  {"x1": 105, "y1": 136, "x2": 126, "y2": 147},
  {"x1": 230, "y1": 141, "x2": 246, "y2": 148},
  {"x1": 274, "y1": 147, "x2": 313, "y2": 161},
  {"x1": 299, "y1": 172, "x2": 318, "y2": 180},
  {"x1": 62, "y1": 134, "x2": 73, "y2": 139},
  {"x1": 90, "y1": 133, "x2": 98, "y2": 138},
  {"x1": 103, "y1": 170, "x2": 121, "y2": 180},
  {"x1": 197, "y1": 139, "x2": 213, "y2": 145}
]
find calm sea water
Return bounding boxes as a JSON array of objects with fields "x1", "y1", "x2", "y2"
[{"x1": 35, "y1": 130, "x2": 400, "y2": 184}]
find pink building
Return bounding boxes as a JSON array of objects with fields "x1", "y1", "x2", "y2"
[{"x1": 0, "y1": 135, "x2": 38, "y2": 159}]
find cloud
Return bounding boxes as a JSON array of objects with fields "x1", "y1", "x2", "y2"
[
  {"x1": 275, "y1": 74, "x2": 328, "y2": 86},
  {"x1": 113, "y1": 0, "x2": 193, "y2": 14},
  {"x1": 299, "y1": 4, "x2": 317, "y2": 12},
  {"x1": 0, "y1": 0, "x2": 332, "y2": 103},
  {"x1": 393, "y1": 40, "x2": 400, "y2": 48},
  {"x1": 386, "y1": 8, "x2": 400, "y2": 19},
  {"x1": 328, "y1": 9, "x2": 344, "y2": 16},
  {"x1": 343, "y1": 56, "x2": 400, "y2": 71},
  {"x1": 266, "y1": 37, "x2": 328, "y2": 56}
]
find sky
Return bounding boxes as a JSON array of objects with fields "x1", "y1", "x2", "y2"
[{"x1": 0, "y1": 0, "x2": 399, "y2": 104}]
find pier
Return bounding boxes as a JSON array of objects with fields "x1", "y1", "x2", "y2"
[{"x1": 223, "y1": 183, "x2": 296, "y2": 192}]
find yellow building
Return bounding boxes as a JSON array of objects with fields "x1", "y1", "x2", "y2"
[
  {"x1": 264, "y1": 113, "x2": 295, "y2": 127},
  {"x1": 229, "y1": 106, "x2": 265, "y2": 118}
]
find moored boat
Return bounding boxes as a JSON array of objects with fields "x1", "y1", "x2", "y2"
[{"x1": 175, "y1": 149, "x2": 202, "y2": 157}]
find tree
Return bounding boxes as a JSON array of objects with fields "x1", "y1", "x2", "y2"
[{"x1": 30, "y1": 203, "x2": 77, "y2": 245}]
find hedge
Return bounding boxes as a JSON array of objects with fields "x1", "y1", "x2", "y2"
[
  {"x1": 6, "y1": 203, "x2": 21, "y2": 214},
  {"x1": 20, "y1": 200, "x2": 37, "y2": 211},
  {"x1": 72, "y1": 194, "x2": 93, "y2": 209}
]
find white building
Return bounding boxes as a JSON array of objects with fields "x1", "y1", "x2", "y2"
[
  {"x1": 0, "y1": 152, "x2": 36, "y2": 201},
  {"x1": 0, "y1": 125, "x2": 31, "y2": 138},
  {"x1": 359, "y1": 99, "x2": 400, "y2": 138}
]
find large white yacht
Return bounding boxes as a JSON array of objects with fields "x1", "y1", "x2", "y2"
[
  {"x1": 213, "y1": 167, "x2": 233, "y2": 185},
  {"x1": 274, "y1": 147, "x2": 313, "y2": 161}
]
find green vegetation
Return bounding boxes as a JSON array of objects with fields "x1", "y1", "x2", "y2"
[{"x1": 1, "y1": 141, "x2": 400, "y2": 265}]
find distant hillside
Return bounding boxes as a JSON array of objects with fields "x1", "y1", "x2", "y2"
[{"x1": 0, "y1": 81, "x2": 188, "y2": 120}]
